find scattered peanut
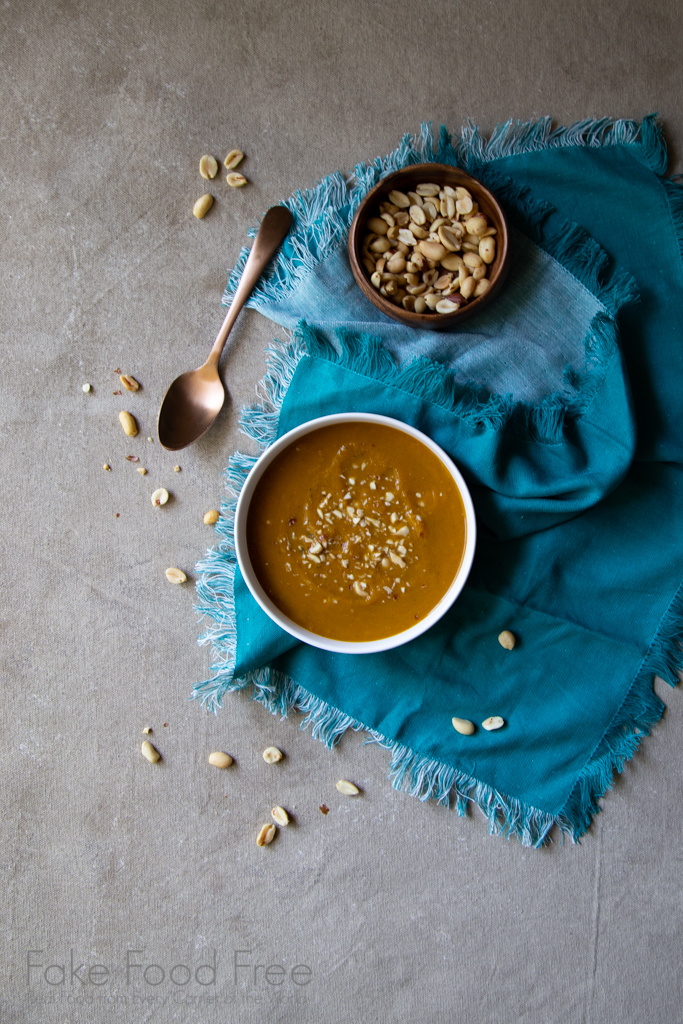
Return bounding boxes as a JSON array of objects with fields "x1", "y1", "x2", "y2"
[
  {"x1": 208, "y1": 751, "x2": 233, "y2": 768},
  {"x1": 173, "y1": 465, "x2": 181, "y2": 473},
  {"x1": 271, "y1": 806, "x2": 290, "y2": 826},
  {"x1": 204, "y1": 509, "x2": 220, "y2": 525},
  {"x1": 82, "y1": 383, "x2": 91, "y2": 393},
  {"x1": 336, "y1": 780, "x2": 359, "y2": 795},
  {"x1": 141, "y1": 740, "x2": 160, "y2": 763},
  {"x1": 360, "y1": 181, "x2": 497, "y2": 314},
  {"x1": 119, "y1": 374, "x2": 140, "y2": 392},
  {"x1": 193, "y1": 194, "x2": 214, "y2": 219},
  {"x1": 142, "y1": 727, "x2": 152, "y2": 734},
  {"x1": 482, "y1": 716, "x2": 505, "y2": 731},
  {"x1": 498, "y1": 630, "x2": 516, "y2": 650},
  {"x1": 137, "y1": 467, "x2": 147, "y2": 475},
  {"x1": 118, "y1": 410, "x2": 138, "y2": 437},
  {"x1": 256, "y1": 823, "x2": 276, "y2": 846},
  {"x1": 452, "y1": 716, "x2": 475, "y2": 736},
  {"x1": 224, "y1": 149, "x2": 244, "y2": 170},
  {"x1": 103, "y1": 463, "x2": 111, "y2": 471},
  {"x1": 151, "y1": 488, "x2": 169, "y2": 506},
  {"x1": 226, "y1": 172, "x2": 247, "y2": 188},
  {"x1": 262, "y1": 746, "x2": 282, "y2": 764},
  {"x1": 165, "y1": 567, "x2": 187, "y2": 584},
  {"x1": 199, "y1": 155, "x2": 218, "y2": 179}
]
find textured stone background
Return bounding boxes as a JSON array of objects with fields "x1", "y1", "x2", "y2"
[{"x1": 1, "y1": 1, "x2": 682, "y2": 1021}]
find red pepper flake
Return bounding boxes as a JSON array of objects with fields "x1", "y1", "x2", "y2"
[
  {"x1": 163, "y1": 723, "x2": 168, "y2": 728},
  {"x1": 288, "y1": 517, "x2": 297, "y2": 525},
  {"x1": 113, "y1": 390, "x2": 121, "y2": 395},
  {"x1": 114, "y1": 367, "x2": 121, "y2": 374},
  {"x1": 125, "y1": 455, "x2": 139, "y2": 462},
  {"x1": 415, "y1": 614, "x2": 419, "y2": 620},
  {"x1": 319, "y1": 804, "x2": 329, "y2": 815},
  {"x1": 115, "y1": 513, "x2": 120, "y2": 518}
]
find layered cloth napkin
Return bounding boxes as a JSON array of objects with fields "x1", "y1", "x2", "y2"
[{"x1": 194, "y1": 116, "x2": 683, "y2": 845}]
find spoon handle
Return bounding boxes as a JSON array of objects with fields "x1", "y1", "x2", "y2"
[{"x1": 206, "y1": 205, "x2": 293, "y2": 368}]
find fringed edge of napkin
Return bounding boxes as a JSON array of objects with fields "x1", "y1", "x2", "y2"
[
  {"x1": 221, "y1": 114, "x2": 675, "y2": 318},
  {"x1": 193, "y1": 317, "x2": 683, "y2": 847}
]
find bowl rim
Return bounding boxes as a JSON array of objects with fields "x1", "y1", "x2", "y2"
[
  {"x1": 348, "y1": 162, "x2": 509, "y2": 330},
  {"x1": 234, "y1": 412, "x2": 477, "y2": 655}
]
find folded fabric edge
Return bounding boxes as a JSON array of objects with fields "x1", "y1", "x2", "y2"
[
  {"x1": 556, "y1": 582, "x2": 683, "y2": 838},
  {"x1": 221, "y1": 115, "x2": 648, "y2": 318},
  {"x1": 240, "y1": 316, "x2": 621, "y2": 450}
]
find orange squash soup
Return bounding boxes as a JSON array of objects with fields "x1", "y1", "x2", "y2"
[{"x1": 246, "y1": 422, "x2": 468, "y2": 642}]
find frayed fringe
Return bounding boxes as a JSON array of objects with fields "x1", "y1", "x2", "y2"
[
  {"x1": 221, "y1": 114, "x2": 647, "y2": 318},
  {"x1": 556, "y1": 583, "x2": 683, "y2": 836},
  {"x1": 456, "y1": 114, "x2": 647, "y2": 171},
  {"x1": 193, "y1": 453, "x2": 256, "y2": 711},
  {"x1": 239, "y1": 315, "x2": 620, "y2": 452}
]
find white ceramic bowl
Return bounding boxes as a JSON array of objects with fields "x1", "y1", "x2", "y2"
[{"x1": 234, "y1": 413, "x2": 477, "y2": 654}]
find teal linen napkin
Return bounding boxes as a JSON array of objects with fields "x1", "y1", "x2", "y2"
[{"x1": 195, "y1": 116, "x2": 683, "y2": 845}]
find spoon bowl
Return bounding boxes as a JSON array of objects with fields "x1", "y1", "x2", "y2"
[
  {"x1": 157, "y1": 366, "x2": 225, "y2": 450},
  {"x1": 158, "y1": 205, "x2": 293, "y2": 450}
]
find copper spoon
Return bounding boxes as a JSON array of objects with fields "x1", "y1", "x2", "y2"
[{"x1": 157, "y1": 204, "x2": 293, "y2": 450}]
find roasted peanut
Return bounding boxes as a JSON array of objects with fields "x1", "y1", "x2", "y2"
[
  {"x1": 141, "y1": 741, "x2": 160, "y2": 763},
  {"x1": 199, "y1": 155, "x2": 218, "y2": 179},
  {"x1": 165, "y1": 567, "x2": 187, "y2": 584},
  {"x1": 193, "y1": 194, "x2": 214, "y2": 219},
  {"x1": 118, "y1": 411, "x2": 138, "y2": 437},
  {"x1": 224, "y1": 149, "x2": 244, "y2": 170},
  {"x1": 360, "y1": 181, "x2": 498, "y2": 314},
  {"x1": 208, "y1": 751, "x2": 233, "y2": 768},
  {"x1": 498, "y1": 629, "x2": 515, "y2": 650}
]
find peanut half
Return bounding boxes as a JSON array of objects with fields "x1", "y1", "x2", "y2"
[
  {"x1": 262, "y1": 746, "x2": 282, "y2": 764},
  {"x1": 256, "y1": 823, "x2": 276, "y2": 846},
  {"x1": 482, "y1": 716, "x2": 505, "y2": 731},
  {"x1": 151, "y1": 488, "x2": 169, "y2": 507},
  {"x1": 452, "y1": 716, "x2": 475, "y2": 736},
  {"x1": 165, "y1": 567, "x2": 187, "y2": 584},
  {"x1": 224, "y1": 149, "x2": 244, "y2": 170},
  {"x1": 203, "y1": 509, "x2": 220, "y2": 525},
  {"x1": 199, "y1": 155, "x2": 219, "y2": 179},
  {"x1": 271, "y1": 806, "x2": 290, "y2": 826},
  {"x1": 226, "y1": 172, "x2": 247, "y2": 188},
  {"x1": 498, "y1": 630, "x2": 515, "y2": 650},
  {"x1": 141, "y1": 740, "x2": 160, "y2": 763},
  {"x1": 208, "y1": 751, "x2": 233, "y2": 768},
  {"x1": 120, "y1": 374, "x2": 140, "y2": 392},
  {"x1": 193, "y1": 194, "x2": 214, "y2": 219},
  {"x1": 118, "y1": 411, "x2": 138, "y2": 437},
  {"x1": 336, "y1": 780, "x2": 359, "y2": 796}
]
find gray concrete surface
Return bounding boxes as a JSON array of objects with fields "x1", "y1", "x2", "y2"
[{"x1": 2, "y1": 1, "x2": 682, "y2": 1022}]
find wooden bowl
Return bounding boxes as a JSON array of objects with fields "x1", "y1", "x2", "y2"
[{"x1": 348, "y1": 164, "x2": 509, "y2": 330}]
